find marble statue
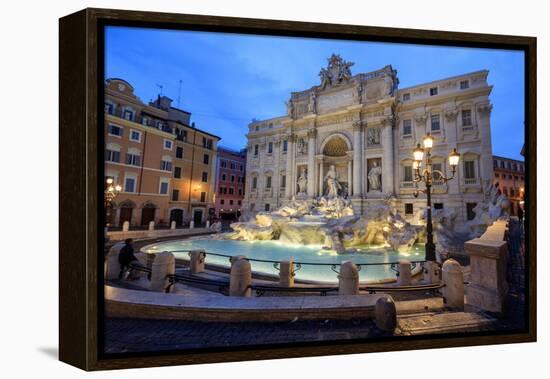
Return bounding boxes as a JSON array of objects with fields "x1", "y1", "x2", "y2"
[
  {"x1": 297, "y1": 167, "x2": 308, "y2": 194},
  {"x1": 324, "y1": 165, "x2": 341, "y2": 197},
  {"x1": 308, "y1": 91, "x2": 317, "y2": 113},
  {"x1": 368, "y1": 161, "x2": 382, "y2": 191},
  {"x1": 285, "y1": 100, "x2": 294, "y2": 117},
  {"x1": 319, "y1": 54, "x2": 354, "y2": 89}
]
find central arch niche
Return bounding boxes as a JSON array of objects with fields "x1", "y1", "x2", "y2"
[{"x1": 322, "y1": 135, "x2": 349, "y2": 157}]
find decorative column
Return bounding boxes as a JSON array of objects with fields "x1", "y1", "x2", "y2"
[
  {"x1": 318, "y1": 158, "x2": 324, "y2": 197},
  {"x1": 352, "y1": 121, "x2": 363, "y2": 197},
  {"x1": 307, "y1": 129, "x2": 316, "y2": 197},
  {"x1": 347, "y1": 159, "x2": 353, "y2": 196},
  {"x1": 381, "y1": 118, "x2": 394, "y2": 195},
  {"x1": 285, "y1": 133, "x2": 295, "y2": 199}
]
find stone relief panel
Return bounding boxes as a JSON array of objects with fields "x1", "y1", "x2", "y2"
[{"x1": 366, "y1": 127, "x2": 381, "y2": 147}]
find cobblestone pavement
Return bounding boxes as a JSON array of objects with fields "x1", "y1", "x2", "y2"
[{"x1": 103, "y1": 317, "x2": 389, "y2": 354}]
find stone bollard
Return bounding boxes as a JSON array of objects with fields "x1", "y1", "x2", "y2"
[
  {"x1": 229, "y1": 258, "x2": 252, "y2": 297},
  {"x1": 150, "y1": 251, "x2": 175, "y2": 293},
  {"x1": 423, "y1": 261, "x2": 441, "y2": 284},
  {"x1": 338, "y1": 261, "x2": 359, "y2": 295},
  {"x1": 122, "y1": 221, "x2": 130, "y2": 232},
  {"x1": 148, "y1": 221, "x2": 155, "y2": 231},
  {"x1": 279, "y1": 259, "x2": 295, "y2": 287},
  {"x1": 375, "y1": 296, "x2": 397, "y2": 332},
  {"x1": 170, "y1": 220, "x2": 176, "y2": 230},
  {"x1": 189, "y1": 220, "x2": 195, "y2": 229},
  {"x1": 397, "y1": 259, "x2": 412, "y2": 286},
  {"x1": 442, "y1": 259, "x2": 464, "y2": 310},
  {"x1": 189, "y1": 250, "x2": 206, "y2": 274},
  {"x1": 206, "y1": 220, "x2": 210, "y2": 228},
  {"x1": 230, "y1": 255, "x2": 246, "y2": 264},
  {"x1": 105, "y1": 242, "x2": 124, "y2": 280}
]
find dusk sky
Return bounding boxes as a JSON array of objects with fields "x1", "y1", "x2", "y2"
[{"x1": 105, "y1": 26, "x2": 525, "y2": 160}]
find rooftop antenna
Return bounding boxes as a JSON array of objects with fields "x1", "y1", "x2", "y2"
[
  {"x1": 177, "y1": 79, "x2": 183, "y2": 108},
  {"x1": 156, "y1": 83, "x2": 163, "y2": 96}
]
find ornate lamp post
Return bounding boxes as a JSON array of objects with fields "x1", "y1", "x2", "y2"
[
  {"x1": 412, "y1": 134, "x2": 460, "y2": 262},
  {"x1": 104, "y1": 178, "x2": 122, "y2": 228}
]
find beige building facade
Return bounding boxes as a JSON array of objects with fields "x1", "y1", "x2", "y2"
[
  {"x1": 243, "y1": 55, "x2": 494, "y2": 224},
  {"x1": 493, "y1": 155, "x2": 525, "y2": 215},
  {"x1": 104, "y1": 78, "x2": 220, "y2": 227}
]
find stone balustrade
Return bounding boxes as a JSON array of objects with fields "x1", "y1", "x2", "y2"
[{"x1": 464, "y1": 220, "x2": 509, "y2": 313}]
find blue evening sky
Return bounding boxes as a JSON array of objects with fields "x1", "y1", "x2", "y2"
[{"x1": 105, "y1": 26, "x2": 525, "y2": 160}]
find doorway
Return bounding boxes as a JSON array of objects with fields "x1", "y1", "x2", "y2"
[
  {"x1": 170, "y1": 209, "x2": 184, "y2": 226},
  {"x1": 141, "y1": 207, "x2": 156, "y2": 226},
  {"x1": 193, "y1": 209, "x2": 203, "y2": 226}
]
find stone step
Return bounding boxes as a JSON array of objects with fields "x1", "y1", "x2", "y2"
[{"x1": 397, "y1": 311, "x2": 497, "y2": 335}]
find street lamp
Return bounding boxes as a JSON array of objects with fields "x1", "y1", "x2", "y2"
[
  {"x1": 104, "y1": 178, "x2": 122, "y2": 228},
  {"x1": 412, "y1": 133, "x2": 460, "y2": 262}
]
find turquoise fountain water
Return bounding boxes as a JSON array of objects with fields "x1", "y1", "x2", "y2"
[{"x1": 142, "y1": 238, "x2": 426, "y2": 283}]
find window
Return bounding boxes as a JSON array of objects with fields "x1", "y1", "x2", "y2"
[
  {"x1": 202, "y1": 172, "x2": 208, "y2": 183},
  {"x1": 125, "y1": 152, "x2": 140, "y2": 166},
  {"x1": 430, "y1": 114, "x2": 441, "y2": 132},
  {"x1": 159, "y1": 180, "x2": 169, "y2": 195},
  {"x1": 462, "y1": 109, "x2": 472, "y2": 128},
  {"x1": 464, "y1": 160, "x2": 476, "y2": 179},
  {"x1": 238, "y1": 189, "x2": 242, "y2": 196},
  {"x1": 238, "y1": 200, "x2": 242, "y2": 205},
  {"x1": 160, "y1": 160, "x2": 172, "y2": 171},
  {"x1": 231, "y1": 163, "x2": 236, "y2": 170},
  {"x1": 200, "y1": 192, "x2": 206, "y2": 202},
  {"x1": 510, "y1": 188, "x2": 515, "y2": 196},
  {"x1": 221, "y1": 160, "x2": 227, "y2": 168},
  {"x1": 500, "y1": 161, "x2": 505, "y2": 168},
  {"x1": 250, "y1": 203, "x2": 256, "y2": 211},
  {"x1": 231, "y1": 175, "x2": 235, "y2": 182},
  {"x1": 502, "y1": 187, "x2": 508, "y2": 196},
  {"x1": 432, "y1": 163, "x2": 443, "y2": 184},
  {"x1": 123, "y1": 109, "x2": 134, "y2": 121},
  {"x1": 105, "y1": 149, "x2": 120, "y2": 163},
  {"x1": 268, "y1": 142, "x2": 273, "y2": 154},
  {"x1": 255, "y1": 125, "x2": 259, "y2": 131},
  {"x1": 176, "y1": 146, "x2": 183, "y2": 159},
  {"x1": 402, "y1": 93, "x2": 411, "y2": 101},
  {"x1": 466, "y1": 203, "x2": 477, "y2": 221},
  {"x1": 220, "y1": 199, "x2": 225, "y2": 205},
  {"x1": 495, "y1": 173, "x2": 500, "y2": 178},
  {"x1": 460, "y1": 80, "x2": 469, "y2": 89},
  {"x1": 108, "y1": 124, "x2": 123, "y2": 137},
  {"x1": 105, "y1": 102, "x2": 114, "y2": 114},
  {"x1": 124, "y1": 177, "x2": 135, "y2": 193},
  {"x1": 429, "y1": 87, "x2": 438, "y2": 96},
  {"x1": 402, "y1": 119, "x2": 412, "y2": 137},
  {"x1": 229, "y1": 188, "x2": 234, "y2": 195},
  {"x1": 229, "y1": 200, "x2": 234, "y2": 205},
  {"x1": 265, "y1": 204, "x2": 270, "y2": 211},
  {"x1": 281, "y1": 175, "x2": 286, "y2": 188},
  {"x1": 141, "y1": 117, "x2": 149, "y2": 126},
  {"x1": 434, "y1": 203, "x2": 444, "y2": 210},
  {"x1": 514, "y1": 175, "x2": 519, "y2": 181},
  {"x1": 240, "y1": 164, "x2": 244, "y2": 172},
  {"x1": 283, "y1": 140, "x2": 288, "y2": 153},
  {"x1": 174, "y1": 166, "x2": 182, "y2": 179},
  {"x1": 172, "y1": 189, "x2": 179, "y2": 201},
  {"x1": 130, "y1": 129, "x2": 141, "y2": 142},
  {"x1": 493, "y1": 159, "x2": 499, "y2": 168},
  {"x1": 266, "y1": 176, "x2": 272, "y2": 188},
  {"x1": 203, "y1": 154, "x2": 209, "y2": 164},
  {"x1": 404, "y1": 203, "x2": 413, "y2": 215},
  {"x1": 254, "y1": 144, "x2": 259, "y2": 156},
  {"x1": 222, "y1": 173, "x2": 226, "y2": 181},
  {"x1": 203, "y1": 137, "x2": 213, "y2": 149},
  {"x1": 252, "y1": 177, "x2": 257, "y2": 189},
  {"x1": 404, "y1": 166, "x2": 413, "y2": 182},
  {"x1": 164, "y1": 139, "x2": 173, "y2": 150}
]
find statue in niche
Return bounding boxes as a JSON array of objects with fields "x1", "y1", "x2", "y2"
[
  {"x1": 297, "y1": 137, "x2": 308, "y2": 155},
  {"x1": 324, "y1": 165, "x2": 342, "y2": 197},
  {"x1": 367, "y1": 160, "x2": 382, "y2": 192},
  {"x1": 297, "y1": 167, "x2": 308, "y2": 195},
  {"x1": 307, "y1": 91, "x2": 317, "y2": 113},
  {"x1": 367, "y1": 128, "x2": 381, "y2": 146}
]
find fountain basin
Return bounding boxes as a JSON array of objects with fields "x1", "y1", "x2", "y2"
[{"x1": 142, "y1": 238, "x2": 426, "y2": 283}]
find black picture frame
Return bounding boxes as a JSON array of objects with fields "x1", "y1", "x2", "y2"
[{"x1": 59, "y1": 8, "x2": 536, "y2": 371}]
